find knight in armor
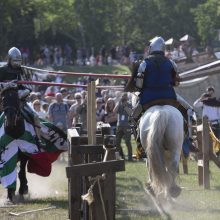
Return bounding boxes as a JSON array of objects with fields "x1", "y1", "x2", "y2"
[
  {"x1": 125, "y1": 37, "x2": 196, "y2": 156},
  {"x1": 0, "y1": 47, "x2": 45, "y2": 147}
]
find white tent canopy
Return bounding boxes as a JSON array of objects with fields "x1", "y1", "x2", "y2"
[
  {"x1": 165, "y1": 38, "x2": 178, "y2": 45},
  {"x1": 179, "y1": 34, "x2": 194, "y2": 42},
  {"x1": 149, "y1": 36, "x2": 159, "y2": 43}
]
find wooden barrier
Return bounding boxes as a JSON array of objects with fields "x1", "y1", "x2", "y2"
[
  {"x1": 66, "y1": 82, "x2": 125, "y2": 220},
  {"x1": 66, "y1": 128, "x2": 125, "y2": 220},
  {"x1": 197, "y1": 116, "x2": 220, "y2": 189}
]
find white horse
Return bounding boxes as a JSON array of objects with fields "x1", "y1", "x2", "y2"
[{"x1": 139, "y1": 105, "x2": 184, "y2": 201}]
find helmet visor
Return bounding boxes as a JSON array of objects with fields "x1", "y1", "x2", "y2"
[{"x1": 11, "y1": 59, "x2": 22, "y2": 68}]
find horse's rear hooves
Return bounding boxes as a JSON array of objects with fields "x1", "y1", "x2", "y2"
[
  {"x1": 5, "y1": 199, "x2": 16, "y2": 205},
  {"x1": 19, "y1": 185, "x2": 28, "y2": 195},
  {"x1": 18, "y1": 193, "x2": 30, "y2": 203},
  {"x1": 169, "y1": 185, "x2": 181, "y2": 198},
  {"x1": 7, "y1": 190, "x2": 16, "y2": 204}
]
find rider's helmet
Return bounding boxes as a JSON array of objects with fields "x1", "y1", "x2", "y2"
[
  {"x1": 8, "y1": 47, "x2": 22, "y2": 68},
  {"x1": 148, "y1": 36, "x2": 165, "y2": 54}
]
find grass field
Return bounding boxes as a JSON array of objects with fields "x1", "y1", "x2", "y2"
[{"x1": 1, "y1": 151, "x2": 220, "y2": 220}]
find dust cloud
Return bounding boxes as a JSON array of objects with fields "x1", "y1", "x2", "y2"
[
  {"x1": 0, "y1": 159, "x2": 68, "y2": 204},
  {"x1": 26, "y1": 160, "x2": 68, "y2": 198}
]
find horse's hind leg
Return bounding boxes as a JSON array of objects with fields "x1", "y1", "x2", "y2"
[
  {"x1": 18, "y1": 152, "x2": 29, "y2": 196},
  {"x1": 167, "y1": 148, "x2": 182, "y2": 198}
]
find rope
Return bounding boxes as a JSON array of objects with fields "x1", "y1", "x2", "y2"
[
  {"x1": 97, "y1": 177, "x2": 108, "y2": 220},
  {"x1": 81, "y1": 175, "x2": 107, "y2": 220}
]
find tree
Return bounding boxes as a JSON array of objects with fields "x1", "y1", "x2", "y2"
[
  {"x1": 0, "y1": 0, "x2": 218, "y2": 59},
  {"x1": 192, "y1": 0, "x2": 220, "y2": 45}
]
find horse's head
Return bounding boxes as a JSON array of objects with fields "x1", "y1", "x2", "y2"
[{"x1": 1, "y1": 86, "x2": 20, "y2": 128}]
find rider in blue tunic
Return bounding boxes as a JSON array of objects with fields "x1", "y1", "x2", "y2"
[
  {"x1": 125, "y1": 37, "x2": 182, "y2": 158},
  {"x1": 137, "y1": 36, "x2": 179, "y2": 106},
  {"x1": 127, "y1": 36, "x2": 180, "y2": 122},
  {"x1": 125, "y1": 37, "x2": 197, "y2": 158}
]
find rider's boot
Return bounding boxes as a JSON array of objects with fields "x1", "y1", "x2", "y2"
[
  {"x1": 129, "y1": 103, "x2": 147, "y2": 159},
  {"x1": 129, "y1": 103, "x2": 143, "y2": 139}
]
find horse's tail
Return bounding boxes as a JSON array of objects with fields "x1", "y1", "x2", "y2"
[{"x1": 146, "y1": 109, "x2": 169, "y2": 196}]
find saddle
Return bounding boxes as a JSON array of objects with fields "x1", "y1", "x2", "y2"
[
  {"x1": 143, "y1": 98, "x2": 179, "y2": 110},
  {"x1": 142, "y1": 98, "x2": 188, "y2": 122}
]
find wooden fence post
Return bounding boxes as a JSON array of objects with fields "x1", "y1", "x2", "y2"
[
  {"x1": 66, "y1": 81, "x2": 125, "y2": 220},
  {"x1": 197, "y1": 128, "x2": 203, "y2": 186},
  {"x1": 87, "y1": 81, "x2": 96, "y2": 145},
  {"x1": 67, "y1": 128, "x2": 82, "y2": 220},
  {"x1": 202, "y1": 116, "x2": 210, "y2": 189}
]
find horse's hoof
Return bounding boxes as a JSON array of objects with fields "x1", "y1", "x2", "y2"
[
  {"x1": 6, "y1": 196, "x2": 16, "y2": 204},
  {"x1": 5, "y1": 199, "x2": 14, "y2": 205},
  {"x1": 19, "y1": 185, "x2": 28, "y2": 195},
  {"x1": 169, "y1": 185, "x2": 181, "y2": 198},
  {"x1": 7, "y1": 189, "x2": 16, "y2": 204},
  {"x1": 18, "y1": 195, "x2": 25, "y2": 203}
]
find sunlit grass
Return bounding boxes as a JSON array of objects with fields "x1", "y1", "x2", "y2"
[
  {"x1": 1, "y1": 148, "x2": 220, "y2": 219},
  {"x1": 116, "y1": 159, "x2": 220, "y2": 220}
]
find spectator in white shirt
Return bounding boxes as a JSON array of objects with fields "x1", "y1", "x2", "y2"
[
  {"x1": 193, "y1": 86, "x2": 220, "y2": 139},
  {"x1": 32, "y1": 99, "x2": 47, "y2": 119}
]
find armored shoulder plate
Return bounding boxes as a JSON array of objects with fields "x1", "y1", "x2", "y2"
[{"x1": 138, "y1": 60, "x2": 147, "y2": 73}]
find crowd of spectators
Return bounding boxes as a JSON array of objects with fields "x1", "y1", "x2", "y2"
[
  {"x1": 0, "y1": 36, "x2": 209, "y2": 161},
  {"x1": 19, "y1": 41, "x2": 202, "y2": 68},
  {"x1": 28, "y1": 79, "x2": 136, "y2": 161},
  {"x1": 33, "y1": 44, "x2": 140, "y2": 67}
]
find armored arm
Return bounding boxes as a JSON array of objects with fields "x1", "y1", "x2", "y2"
[
  {"x1": 124, "y1": 60, "x2": 143, "y2": 92},
  {"x1": 170, "y1": 59, "x2": 180, "y2": 86},
  {"x1": 0, "y1": 80, "x2": 17, "y2": 91}
]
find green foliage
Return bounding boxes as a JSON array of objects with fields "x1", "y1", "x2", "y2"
[
  {"x1": 0, "y1": 0, "x2": 218, "y2": 57},
  {"x1": 192, "y1": 0, "x2": 220, "y2": 45}
]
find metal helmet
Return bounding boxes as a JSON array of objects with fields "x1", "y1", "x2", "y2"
[
  {"x1": 8, "y1": 47, "x2": 22, "y2": 68},
  {"x1": 148, "y1": 36, "x2": 165, "y2": 54}
]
